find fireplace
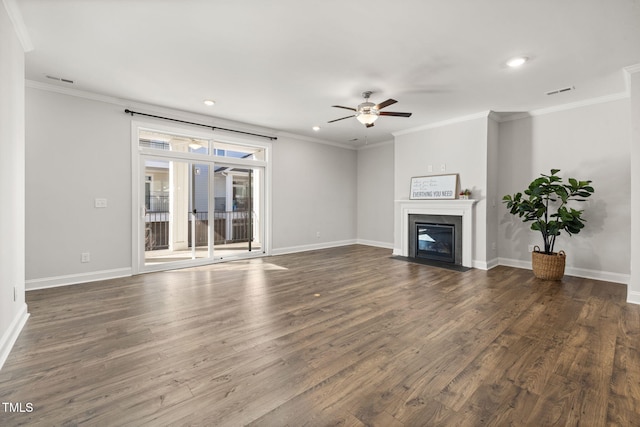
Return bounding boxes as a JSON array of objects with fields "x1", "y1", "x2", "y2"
[
  {"x1": 416, "y1": 223, "x2": 455, "y2": 263},
  {"x1": 395, "y1": 199, "x2": 476, "y2": 267},
  {"x1": 408, "y1": 214, "x2": 462, "y2": 265}
]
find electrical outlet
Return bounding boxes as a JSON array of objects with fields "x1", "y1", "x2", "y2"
[
  {"x1": 440, "y1": 164, "x2": 446, "y2": 172},
  {"x1": 427, "y1": 164, "x2": 433, "y2": 173},
  {"x1": 81, "y1": 252, "x2": 91, "y2": 263},
  {"x1": 316, "y1": 231, "x2": 321, "y2": 238},
  {"x1": 95, "y1": 198, "x2": 107, "y2": 208}
]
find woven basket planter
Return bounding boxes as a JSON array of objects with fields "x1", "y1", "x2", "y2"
[{"x1": 531, "y1": 246, "x2": 566, "y2": 280}]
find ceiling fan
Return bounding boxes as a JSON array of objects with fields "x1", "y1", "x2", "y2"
[{"x1": 328, "y1": 91, "x2": 412, "y2": 127}]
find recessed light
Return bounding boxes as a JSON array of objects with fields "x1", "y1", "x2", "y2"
[
  {"x1": 507, "y1": 57, "x2": 528, "y2": 68},
  {"x1": 203, "y1": 99, "x2": 215, "y2": 106},
  {"x1": 312, "y1": 126, "x2": 320, "y2": 131}
]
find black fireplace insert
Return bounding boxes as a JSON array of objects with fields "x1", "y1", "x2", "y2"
[{"x1": 415, "y1": 222, "x2": 455, "y2": 263}]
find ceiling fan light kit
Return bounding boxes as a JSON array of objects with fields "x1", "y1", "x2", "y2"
[
  {"x1": 329, "y1": 91, "x2": 412, "y2": 128},
  {"x1": 356, "y1": 101, "x2": 379, "y2": 125}
]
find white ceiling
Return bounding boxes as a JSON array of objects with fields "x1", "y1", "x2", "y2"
[{"x1": 16, "y1": 0, "x2": 640, "y2": 146}]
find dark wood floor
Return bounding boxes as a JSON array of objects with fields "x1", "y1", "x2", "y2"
[{"x1": 1, "y1": 245, "x2": 639, "y2": 426}]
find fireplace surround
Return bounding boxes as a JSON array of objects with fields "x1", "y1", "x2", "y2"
[{"x1": 395, "y1": 199, "x2": 477, "y2": 267}]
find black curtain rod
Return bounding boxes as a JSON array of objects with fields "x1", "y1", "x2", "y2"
[{"x1": 124, "y1": 109, "x2": 277, "y2": 141}]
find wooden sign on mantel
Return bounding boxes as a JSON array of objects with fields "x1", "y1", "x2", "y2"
[{"x1": 410, "y1": 174, "x2": 458, "y2": 200}]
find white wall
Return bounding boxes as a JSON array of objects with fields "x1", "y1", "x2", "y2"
[
  {"x1": 486, "y1": 116, "x2": 500, "y2": 267},
  {"x1": 271, "y1": 135, "x2": 357, "y2": 252},
  {"x1": 498, "y1": 99, "x2": 631, "y2": 281},
  {"x1": 629, "y1": 70, "x2": 640, "y2": 303},
  {"x1": 0, "y1": 2, "x2": 29, "y2": 369},
  {"x1": 356, "y1": 142, "x2": 394, "y2": 247},
  {"x1": 26, "y1": 88, "x2": 133, "y2": 283},
  {"x1": 394, "y1": 116, "x2": 490, "y2": 266},
  {"x1": 19, "y1": 70, "x2": 639, "y2": 298},
  {"x1": 24, "y1": 87, "x2": 359, "y2": 283}
]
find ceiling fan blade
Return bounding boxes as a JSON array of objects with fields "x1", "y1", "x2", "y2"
[
  {"x1": 365, "y1": 123, "x2": 375, "y2": 128},
  {"x1": 328, "y1": 115, "x2": 355, "y2": 123},
  {"x1": 332, "y1": 105, "x2": 357, "y2": 111},
  {"x1": 380, "y1": 111, "x2": 412, "y2": 117},
  {"x1": 375, "y1": 99, "x2": 397, "y2": 110}
]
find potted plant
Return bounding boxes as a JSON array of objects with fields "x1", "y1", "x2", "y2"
[{"x1": 502, "y1": 169, "x2": 595, "y2": 280}]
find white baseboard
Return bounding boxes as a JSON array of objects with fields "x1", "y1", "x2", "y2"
[
  {"x1": 498, "y1": 257, "x2": 531, "y2": 271},
  {"x1": 473, "y1": 258, "x2": 500, "y2": 270},
  {"x1": 271, "y1": 239, "x2": 358, "y2": 256},
  {"x1": 26, "y1": 267, "x2": 132, "y2": 291},
  {"x1": 498, "y1": 257, "x2": 630, "y2": 285},
  {"x1": 627, "y1": 290, "x2": 640, "y2": 305},
  {"x1": 355, "y1": 239, "x2": 394, "y2": 250},
  {"x1": 486, "y1": 258, "x2": 500, "y2": 270},
  {"x1": 0, "y1": 303, "x2": 29, "y2": 371}
]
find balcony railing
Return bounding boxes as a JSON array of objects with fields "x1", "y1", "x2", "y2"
[{"x1": 144, "y1": 211, "x2": 252, "y2": 251}]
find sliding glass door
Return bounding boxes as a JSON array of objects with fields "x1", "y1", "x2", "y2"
[
  {"x1": 133, "y1": 125, "x2": 269, "y2": 273},
  {"x1": 142, "y1": 157, "x2": 213, "y2": 269},
  {"x1": 212, "y1": 164, "x2": 263, "y2": 259}
]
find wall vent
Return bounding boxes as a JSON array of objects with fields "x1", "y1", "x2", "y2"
[
  {"x1": 546, "y1": 86, "x2": 574, "y2": 96},
  {"x1": 46, "y1": 74, "x2": 74, "y2": 84}
]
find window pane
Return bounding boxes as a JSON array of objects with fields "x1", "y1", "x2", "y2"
[
  {"x1": 139, "y1": 130, "x2": 210, "y2": 155},
  {"x1": 213, "y1": 141, "x2": 265, "y2": 161}
]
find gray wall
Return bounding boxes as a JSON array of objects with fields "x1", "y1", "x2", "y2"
[
  {"x1": 0, "y1": 3, "x2": 28, "y2": 367},
  {"x1": 629, "y1": 70, "x2": 640, "y2": 302},
  {"x1": 26, "y1": 89, "x2": 132, "y2": 280},
  {"x1": 391, "y1": 100, "x2": 632, "y2": 281},
  {"x1": 486, "y1": 116, "x2": 500, "y2": 266},
  {"x1": 497, "y1": 99, "x2": 631, "y2": 279},
  {"x1": 356, "y1": 142, "x2": 394, "y2": 247},
  {"x1": 271, "y1": 135, "x2": 357, "y2": 251},
  {"x1": 24, "y1": 86, "x2": 359, "y2": 284},
  {"x1": 19, "y1": 75, "x2": 639, "y2": 291},
  {"x1": 394, "y1": 116, "x2": 490, "y2": 267}
]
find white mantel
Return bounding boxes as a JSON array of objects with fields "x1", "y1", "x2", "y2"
[{"x1": 394, "y1": 199, "x2": 477, "y2": 267}]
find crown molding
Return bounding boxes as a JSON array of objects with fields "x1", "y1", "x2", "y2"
[
  {"x1": 3, "y1": 0, "x2": 34, "y2": 52},
  {"x1": 529, "y1": 92, "x2": 629, "y2": 117},
  {"x1": 624, "y1": 63, "x2": 640, "y2": 75},
  {"x1": 26, "y1": 80, "x2": 281, "y2": 139},
  {"x1": 392, "y1": 111, "x2": 491, "y2": 137},
  {"x1": 27, "y1": 79, "x2": 125, "y2": 106},
  {"x1": 275, "y1": 131, "x2": 356, "y2": 150},
  {"x1": 27, "y1": 78, "x2": 371, "y2": 151},
  {"x1": 624, "y1": 63, "x2": 640, "y2": 94},
  {"x1": 496, "y1": 92, "x2": 629, "y2": 123},
  {"x1": 357, "y1": 139, "x2": 394, "y2": 151},
  {"x1": 487, "y1": 111, "x2": 502, "y2": 122}
]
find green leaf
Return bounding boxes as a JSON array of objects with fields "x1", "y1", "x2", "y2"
[{"x1": 568, "y1": 178, "x2": 578, "y2": 188}]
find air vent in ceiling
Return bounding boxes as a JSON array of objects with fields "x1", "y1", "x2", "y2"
[
  {"x1": 546, "y1": 86, "x2": 574, "y2": 96},
  {"x1": 46, "y1": 74, "x2": 74, "y2": 84}
]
